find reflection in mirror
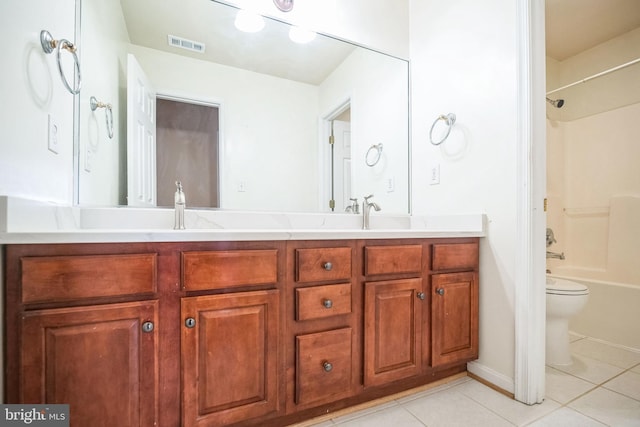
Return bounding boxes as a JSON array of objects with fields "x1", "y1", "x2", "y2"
[{"x1": 77, "y1": 0, "x2": 409, "y2": 214}]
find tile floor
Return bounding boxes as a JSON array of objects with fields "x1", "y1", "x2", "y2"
[{"x1": 299, "y1": 334, "x2": 640, "y2": 426}]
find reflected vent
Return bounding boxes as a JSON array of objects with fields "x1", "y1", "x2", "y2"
[{"x1": 167, "y1": 35, "x2": 205, "y2": 53}]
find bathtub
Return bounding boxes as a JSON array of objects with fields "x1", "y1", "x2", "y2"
[{"x1": 547, "y1": 272, "x2": 640, "y2": 352}]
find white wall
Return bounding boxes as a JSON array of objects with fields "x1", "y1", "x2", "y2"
[
  {"x1": 0, "y1": 0, "x2": 76, "y2": 204},
  {"x1": 410, "y1": 0, "x2": 519, "y2": 387}
]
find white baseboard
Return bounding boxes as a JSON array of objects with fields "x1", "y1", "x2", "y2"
[{"x1": 467, "y1": 361, "x2": 515, "y2": 395}]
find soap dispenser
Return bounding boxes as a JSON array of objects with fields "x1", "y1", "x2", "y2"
[{"x1": 174, "y1": 181, "x2": 186, "y2": 230}]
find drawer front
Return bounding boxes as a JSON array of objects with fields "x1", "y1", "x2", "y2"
[
  {"x1": 296, "y1": 283, "x2": 351, "y2": 321},
  {"x1": 295, "y1": 247, "x2": 351, "y2": 283},
  {"x1": 431, "y1": 243, "x2": 479, "y2": 271},
  {"x1": 182, "y1": 249, "x2": 278, "y2": 291},
  {"x1": 21, "y1": 254, "x2": 157, "y2": 304},
  {"x1": 364, "y1": 245, "x2": 423, "y2": 276},
  {"x1": 296, "y1": 328, "x2": 353, "y2": 405}
]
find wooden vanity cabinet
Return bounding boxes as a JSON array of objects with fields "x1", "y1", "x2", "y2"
[
  {"x1": 180, "y1": 245, "x2": 285, "y2": 427},
  {"x1": 4, "y1": 244, "x2": 160, "y2": 427},
  {"x1": 430, "y1": 243, "x2": 479, "y2": 368},
  {"x1": 285, "y1": 241, "x2": 359, "y2": 413},
  {"x1": 4, "y1": 237, "x2": 479, "y2": 427}
]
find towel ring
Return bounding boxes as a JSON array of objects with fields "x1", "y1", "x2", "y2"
[
  {"x1": 40, "y1": 30, "x2": 81, "y2": 95},
  {"x1": 365, "y1": 143, "x2": 383, "y2": 167},
  {"x1": 90, "y1": 96, "x2": 114, "y2": 139},
  {"x1": 429, "y1": 113, "x2": 456, "y2": 145}
]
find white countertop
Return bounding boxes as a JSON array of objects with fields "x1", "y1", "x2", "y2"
[{"x1": 0, "y1": 196, "x2": 485, "y2": 244}]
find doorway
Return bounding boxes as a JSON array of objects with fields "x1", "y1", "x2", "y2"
[
  {"x1": 155, "y1": 98, "x2": 220, "y2": 208},
  {"x1": 322, "y1": 101, "x2": 352, "y2": 213}
]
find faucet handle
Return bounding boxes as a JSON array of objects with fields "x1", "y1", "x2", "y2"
[{"x1": 364, "y1": 194, "x2": 374, "y2": 202}]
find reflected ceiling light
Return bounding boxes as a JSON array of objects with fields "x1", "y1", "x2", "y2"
[
  {"x1": 273, "y1": 0, "x2": 294, "y2": 12},
  {"x1": 234, "y1": 10, "x2": 265, "y2": 33},
  {"x1": 289, "y1": 26, "x2": 316, "y2": 44}
]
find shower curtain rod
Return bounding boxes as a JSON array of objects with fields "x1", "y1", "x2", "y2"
[{"x1": 546, "y1": 57, "x2": 640, "y2": 95}]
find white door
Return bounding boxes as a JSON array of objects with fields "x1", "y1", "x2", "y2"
[
  {"x1": 127, "y1": 54, "x2": 157, "y2": 206},
  {"x1": 332, "y1": 120, "x2": 352, "y2": 212}
]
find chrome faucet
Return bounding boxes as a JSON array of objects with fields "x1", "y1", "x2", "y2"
[
  {"x1": 362, "y1": 194, "x2": 381, "y2": 230},
  {"x1": 174, "y1": 181, "x2": 186, "y2": 230},
  {"x1": 345, "y1": 198, "x2": 360, "y2": 214}
]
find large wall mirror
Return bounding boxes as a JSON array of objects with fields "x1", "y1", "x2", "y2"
[{"x1": 76, "y1": 0, "x2": 409, "y2": 214}]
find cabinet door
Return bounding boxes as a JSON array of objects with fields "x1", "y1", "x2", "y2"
[
  {"x1": 364, "y1": 278, "x2": 424, "y2": 387},
  {"x1": 431, "y1": 271, "x2": 479, "y2": 367},
  {"x1": 182, "y1": 290, "x2": 280, "y2": 427},
  {"x1": 20, "y1": 301, "x2": 158, "y2": 427}
]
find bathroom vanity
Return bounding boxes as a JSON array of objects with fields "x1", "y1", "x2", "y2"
[{"x1": 4, "y1": 235, "x2": 479, "y2": 426}]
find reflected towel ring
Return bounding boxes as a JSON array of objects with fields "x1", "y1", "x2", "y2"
[
  {"x1": 90, "y1": 96, "x2": 114, "y2": 139},
  {"x1": 365, "y1": 143, "x2": 383, "y2": 167},
  {"x1": 429, "y1": 113, "x2": 456, "y2": 145},
  {"x1": 40, "y1": 30, "x2": 81, "y2": 95}
]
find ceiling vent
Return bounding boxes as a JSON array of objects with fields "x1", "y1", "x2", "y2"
[{"x1": 167, "y1": 35, "x2": 205, "y2": 53}]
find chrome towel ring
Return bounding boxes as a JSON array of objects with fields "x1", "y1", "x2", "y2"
[
  {"x1": 40, "y1": 30, "x2": 81, "y2": 95},
  {"x1": 90, "y1": 96, "x2": 114, "y2": 139},
  {"x1": 365, "y1": 143, "x2": 383, "y2": 167},
  {"x1": 429, "y1": 113, "x2": 456, "y2": 145}
]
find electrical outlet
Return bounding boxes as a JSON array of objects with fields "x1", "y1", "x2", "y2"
[
  {"x1": 429, "y1": 163, "x2": 440, "y2": 185},
  {"x1": 48, "y1": 114, "x2": 59, "y2": 154}
]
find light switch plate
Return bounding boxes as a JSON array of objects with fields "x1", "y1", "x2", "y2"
[
  {"x1": 48, "y1": 114, "x2": 59, "y2": 154},
  {"x1": 429, "y1": 163, "x2": 440, "y2": 185}
]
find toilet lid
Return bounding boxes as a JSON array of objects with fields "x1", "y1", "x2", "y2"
[{"x1": 546, "y1": 280, "x2": 589, "y2": 295}]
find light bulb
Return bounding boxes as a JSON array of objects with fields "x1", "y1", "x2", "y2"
[
  {"x1": 234, "y1": 10, "x2": 265, "y2": 33},
  {"x1": 289, "y1": 26, "x2": 316, "y2": 44}
]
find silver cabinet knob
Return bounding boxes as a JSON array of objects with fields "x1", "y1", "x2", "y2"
[
  {"x1": 185, "y1": 317, "x2": 196, "y2": 328},
  {"x1": 323, "y1": 262, "x2": 333, "y2": 271},
  {"x1": 323, "y1": 361, "x2": 333, "y2": 372},
  {"x1": 417, "y1": 292, "x2": 425, "y2": 300},
  {"x1": 436, "y1": 288, "x2": 445, "y2": 296},
  {"x1": 142, "y1": 321, "x2": 154, "y2": 333},
  {"x1": 323, "y1": 299, "x2": 333, "y2": 309}
]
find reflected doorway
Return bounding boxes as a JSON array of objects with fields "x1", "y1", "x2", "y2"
[
  {"x1": 156, "y1": 98, "x2": 220, "y2": 207},
  {"x1": 323, "y1": 102, "x2": 352, "y2": 212}
]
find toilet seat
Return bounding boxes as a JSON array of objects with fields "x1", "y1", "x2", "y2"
[{"x1": 546, "y1": 281, "x2": 589, "y2": 296}]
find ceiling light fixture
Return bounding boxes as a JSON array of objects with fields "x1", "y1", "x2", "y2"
[
  {"x1": 289, "y1": 26, "x2": 316, "y2": 44},
  {"x1": 234, "y1": 9, "x2": 265, "y2": 33},
  {"x1": 273, "y1": 0, "x2": 294, "y2": 12}
]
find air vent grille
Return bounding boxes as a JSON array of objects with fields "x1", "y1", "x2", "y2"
[{"x1": 167, "y1": 35, "x2": 205, "y2": 53}]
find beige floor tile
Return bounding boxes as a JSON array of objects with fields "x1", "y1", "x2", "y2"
[
  {"x1": 570, "y1": 339, "x2": 640, "y2": 369},
  {"x1": 632, "y1": 363, "x2": 640, "y2": 374},
  {"x1": 552, "y1": 353, "x2": 625, "y2": 384},
  {"x1": 401, "y1": 386, "x2": 514, "y2": 427},
  {"x1": 603, "y1": 370, "x2": 640, "y2": 402},
  {"x1": 526, "y1": 407, "x2": 607, "y2": 426},
  {"x1": 545, "y1": 366, "x2": 598, "y2": 404},
  {"x1": 454, "y1": 380, "x2": 560, "y2": 425},
  {"x1": 328, "y1": 401, "x2": 398, "y2": 425},
  {"x1": 332, "y1": 405, "x2": 424, "y2": 427},
  {"x1": 568, "y1": 387, "x2": 640, "y2": 426}
]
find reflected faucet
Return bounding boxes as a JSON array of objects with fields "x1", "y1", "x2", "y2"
[
  {"x1": 345, "y1": 198, "x2": 360, "y2": 214},
  {"x1": 546, "y1": 251, "x2": 565, "y2": 260},
  {"x1": 362, "y1": 194, "x2": 381, "y2": 230},
  {"x1": 174, "y1": 181, "x2": 186, "y2": 230}
]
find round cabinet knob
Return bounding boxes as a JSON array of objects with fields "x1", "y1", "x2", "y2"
[
  {"x1": 416, "y1": 292, "x2": 425, "y2": 300},
  {"x1": 185, "y1": 317, "x2": 196, "y2": 328},
  {"x1": 436, "y1": 288, "x2": 445, "y2": 296},
  {"x1": 323, "y1": 262, "x2": 333, "y2": 271},
  {"x1": 323, "y1": 299, "x2": 333, "y2": 309},
  {"x1": 142, "y1": 321, "x2": 154, "y2": 333},
  {"x1": 322, "y1": 361, "x2": 333, "y2": 372}
]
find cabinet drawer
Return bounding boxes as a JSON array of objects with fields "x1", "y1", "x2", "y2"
[
  {"x1": 364, "y1": 245, "x2": 422, "y2": 276},
  {"x1": 296, "y1": 328, "x2": 353, "y2": 405},
  {"x1": 182, "y1": 249, "x2": 278, "y2": 291},
  {"x1": 295, "y1": 247, "x2": 351, "y2": 283},
  {"x1": 21, "y1": 254, "x2": 157, "y2": 304},
  {"x1": 431, "y1": 243, "x2": 478, "y2": 271},
  {"x1": 296, "y1": 283, "x2": 351, "y2": 321}
]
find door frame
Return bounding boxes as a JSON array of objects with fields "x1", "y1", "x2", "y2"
[{"x1": 319, "y1": 98, "x2": 351, "y2": 212}]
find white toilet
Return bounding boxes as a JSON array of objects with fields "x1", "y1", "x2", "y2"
[{"x1": 545, "y1": 277, "x2": 589, "y2": 365}]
